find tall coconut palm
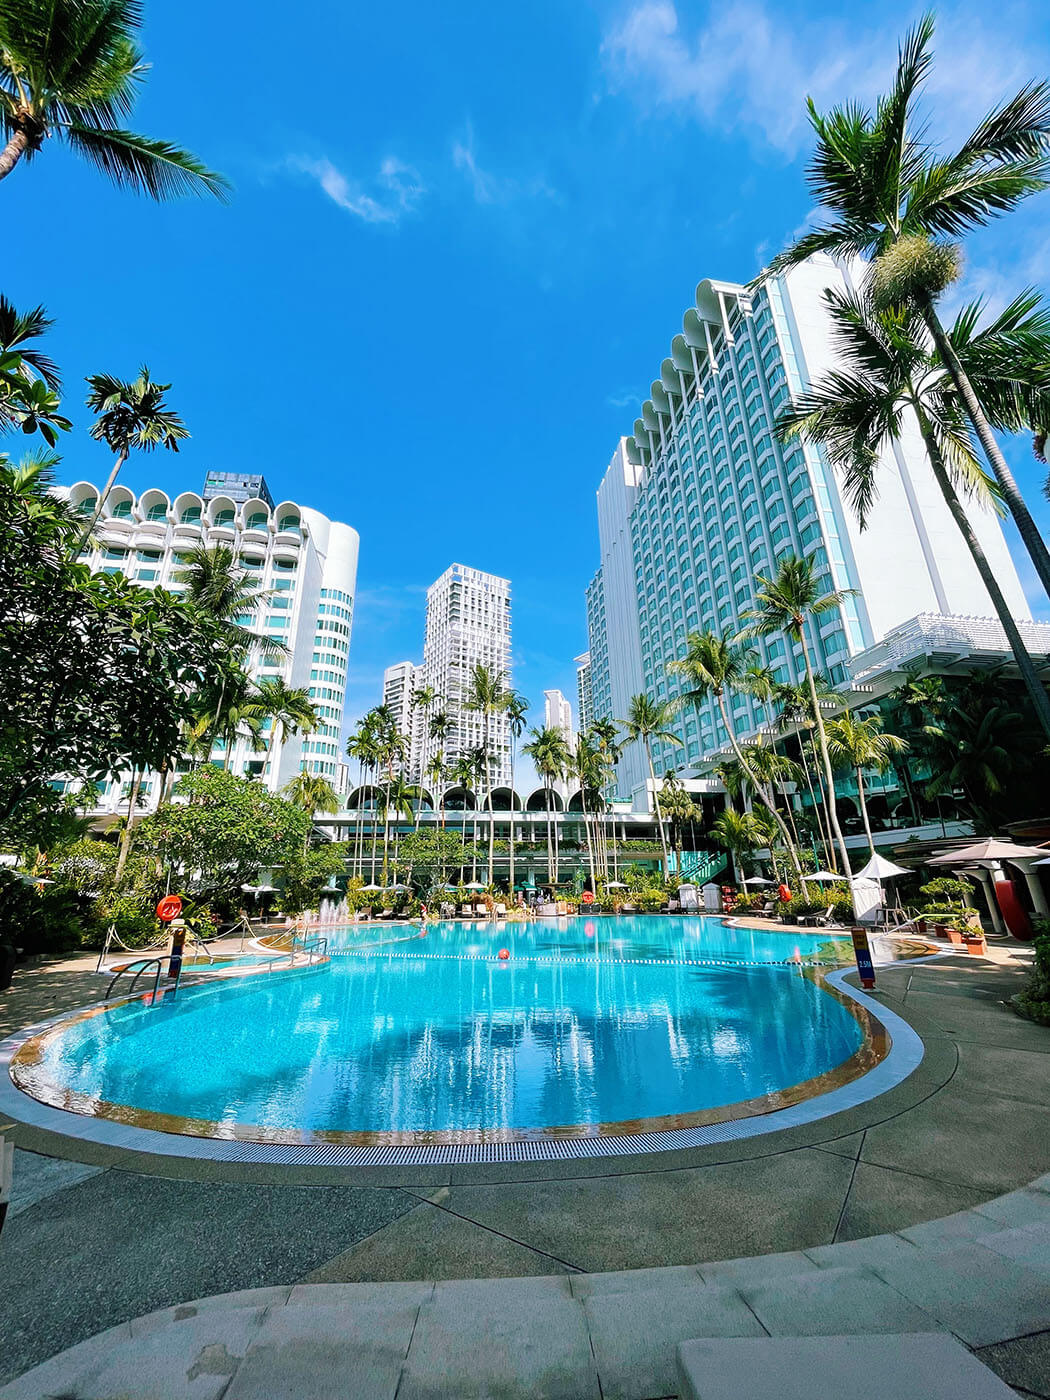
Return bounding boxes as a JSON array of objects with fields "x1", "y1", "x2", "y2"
[
  {"x1": 504, "y1": 690, "x2": 529, "y2": 896},
  {"x1": 825, "y1": 713, "x2": 909, "y2": 859},
  {"x1": 465, "y1": 663, "x2": 510, "y2": 885},
  {"x1": 741, "y1": 555, "x2": 855, "y2": 880},
  {"x1": 74, "y1": 368, "x2": 188, "y2": 551},
  {"x1": 771, "y1": 677, "x2": 839, "y2": 867},
  {"x1": 589, "y1": 717, "x2": 622, "y2": 879},
  {"x1": 284, "y1": 771, "x2": 340, "y2": 854},
  {"x1": 710, "y1": 807, "x2": 766, "y2": 886},
  {"x1": 449, "y1": 754, "x2": 477, "y2": 876},
  {"x1": 768, "y1": 14, "x2": 1050, "y2": 598},
  {"x1": 256, "y1": 678, "x2": 318, "y2": 784},
  {"x1": 523, "y1": 725, "x2": 570, "y2": 886},
  {"x1": 668, "y1": 632, "x2": 803, "y2": 876},
  {"x1": 619, "y1": 694, "x2": 681, "y2": 876},
  {"x1": 569, "y1": 732, "x2": 612, "y2": 889},
  {"x1": 0, "y1": 0, "x2": 228, "y2": 196},
  {"x1": 780, "y1": 288, "x2": 1050, "y2": 738},
  {"x1": 345, "y1": 718, "x2": 377, "y2": 879},
  {"x1": 370, "y1": 704, "x2": 407, "y2": 883}
]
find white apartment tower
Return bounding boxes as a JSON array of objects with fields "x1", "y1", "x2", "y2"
[
  {"x1": 394, "y1": 564, "x2": 513, "y2": 790},
  {"x1": 586, "y1": 254, "x2": 1031, "y2": 797},
  {"x1": 382, "y1": 660, "x2": 423, "y2": 780},
  {"x1": 544, "y1": 689, "x2": 574, "y2": 747},
  {"x1": 61, "y1": 473, "x2": 359, "y2": 812},
  {"x1": 575, "y1": 652, "x2": 594, "y2": 733}
]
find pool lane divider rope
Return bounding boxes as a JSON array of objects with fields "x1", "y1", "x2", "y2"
[{"x1": 326, "y1": 949, "x2": 842, "y2": 969}]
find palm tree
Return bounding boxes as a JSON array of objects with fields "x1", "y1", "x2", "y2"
[
  {"x1": 772, "y1": 678, "x2": 839, "y2": 867},
  {"x1": 780, "y1": 289, "x2": 1050, "y2": 738},
  {"x1": 668, "y1": 631, "x2": 803, "y2": 876},
  {"x1": 588, "y1": 717, "x2": 622, "y2": 880},
  {"x1": 256, "y1": 678, "x2": 318, "y2": 784},
  {"x1": 504, "y1": 690, "x2": 529, "y2": 896},
  {"x1": 660, "y1": 774, "x2": 702, "y2": 878},
  {"x1": 0, "y1": 296, "x2": 69, "y2": 443},
  {"x1": 768, "y1": 15, "x2": 1050, "y2": 598},
  {"x1": 345, "y1": 718, "x2": 377, "y2": 879},
  {"x1": 619, "y1": 694, "x2": 681, "y2": 876},
  {"x1": 370, "y1": 704, "x2": 407, "y2": 883},
  {"x1": 741, "y1": 555, "x2": 855, "y2": 880},
  {"x1": 465, "y1": 663, "x2": 510, "y2": 885},
  {"x1": 75, "y1": 368, "x2": 189, "y2": 551},
  {"x1": 523, "y1": 725, "x2": 570, "y2": 886},
  {"x1": 710, "y1": 807, "x2": 767, "y2": 886},
  {"x1": 0, "y1": 0, "x2": 228, "y2": 197},
  {"x1": 284, "y1": 771, "x2": 339, "y2": 854},
  {"x1": 449, "y1": 753, "x2": 477, "y2": 877},
  {"x1": 569, "y1": 733, "x2": 613, "y2": 889},
  {"x1": 825, "y1": 713, "x2": 909, "y2": 859}
]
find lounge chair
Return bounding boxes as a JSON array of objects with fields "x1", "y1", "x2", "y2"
[
  {"x1": 439, "y1": 902, "x2": 455, "y2": 919},
  {"x1": 495, "y1": 903, "x2": 507, "y2": 917},
  {"x1": 474, "y1": 903, "x2": 487, "y2": 916},
  {"x1": 459, "y1": 904, "x2": 472, "y2": 917}
]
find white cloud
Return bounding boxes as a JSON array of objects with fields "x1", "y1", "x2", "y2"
[
  {"x1": 291, "y1": 155, "x2": 425, "y2": 224},
  {"x1": 601, "y1": 1, "x2": 1050, "y2": 158},
  {"x1": 452, "y1": 126, "x2": 556, "y2": 205},
  {"x1": 607, "y1": 389, "x2": 640, "y2": 408}
]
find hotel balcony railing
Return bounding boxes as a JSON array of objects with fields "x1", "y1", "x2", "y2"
[
  {"x1": 274, "y1": 528, "x2": 301, "y2": 548},
  {"x1": 240, "y1": 526, "x2": 269, "y2": 546},
  {"x1": 206, "y1": 524, "x2": 237, "y2": 545},
  {"x1": 849, "y1": 612, "x2": 1050, "y2": 683},
  {"x1": 173, "y1": 521, "x2": 203, "y2": 539}
]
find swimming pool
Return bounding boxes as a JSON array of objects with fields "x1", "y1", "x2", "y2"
[{"x1": 10, "y1": 916, "x2": 890, "y2": 1157}]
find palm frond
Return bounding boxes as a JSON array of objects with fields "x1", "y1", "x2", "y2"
[
  {"x1": 904, "y1": 155, "x2": 1050, "y2": 238},
  {"x1": 63, "y1": 124, "x2": 230, "y2": 200},
  {"x1": 956, "y1": 80, "x2": 1050, "y2": 166}
]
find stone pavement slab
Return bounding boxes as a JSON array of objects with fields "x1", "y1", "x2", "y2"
[
  {"x1": 582, "y1": 1281, "x2": 766, "y2": 1400},
  {"x1": 803, "y1": 1232, "x2": 922, "y2": 1271},
  {"x1": 676, "y1": 1332, "x2": 1018, "y2": 1400},
  {"x1": 6, "y1": 1149, "x2": 103, "y2": 1217},
  {"x1": 697, "y1": 1250, "x2": 817, "y2": 1286},
  {"x1": 740, "y1": 1266, "x2": 939, "y2": 1337},
  {"x1": 977, "y1": 1329, "x2": 1050, "y2": 1398},
  {"x1": 974, "y1": 1224, "x2": 1050, "y2": 1277},
  {"x1": 398, "y1": 1287, "x2": 599, "y2": 1400},
  {"x1": 836, "y1": 1159, "x2": 988, "y2": 1241},
  {"x1": 2, "y1": 1307, "x2": 268, "y2": 1400},
  {"x1": 873, "y1": 1243, "x2": 1050, "y2": 1347},
  {"x1": 441, "y1": 1146, "x2": 855, "y2": 1271},
  {"x1": 224, "y1": 1300, "x2": 420, "y2": 1400}
]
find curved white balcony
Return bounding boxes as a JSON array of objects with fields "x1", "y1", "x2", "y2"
[
  {"x1": 240, "y1": 526, "x2": 269, "y2": 547},
  {"x1": 134, "y1": 519, "x2": 168, "y2": 539},
  {"x1": 206, "y1": 524, "x2": 237, "y2": 546},
  {"x1": 173, "y1": 521, "x2": 203, "y2": 542}
]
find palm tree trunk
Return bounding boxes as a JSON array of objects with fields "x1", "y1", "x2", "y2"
[
  {"x1": 509, "y1": 746, "x2": 517, "y2": 898},
  {"x1": 0, "y1": 128, "x2": 31, "y2": 183},
  {"x1": 921, "y1": 297, "x2": 1050, "y2": 600},
  {"x1": 71, "y1": 450, "x2": 129, "y2": 558},
  {"x1": 914, "y1": 403, "x2": 1050, "y2": 739},
  {"x1": 713, "y1": 694, "x2": 803, "y2": 876},
  {"x1": 545, "y1": 778, "x2": 554, "y2": 888},
  {"x1": 856, "y1": 766, "x2": 876, "y2": 859},
  {"x1": 802, "y1": 648, "x2": 853, "y2": 880},
  {"x1": 114, "y1": 770, "x2": 141, "y2": 883},
  {"x1": 642, "y1": 737, "x2": 670, "y2": 875},
  {"x1": 800, "y1": 742, "x2": 832, "y2": 868}
]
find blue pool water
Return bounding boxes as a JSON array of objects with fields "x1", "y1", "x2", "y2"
[{"x1": 26, "y1": 916, "x2": 863, "y2": 1141}]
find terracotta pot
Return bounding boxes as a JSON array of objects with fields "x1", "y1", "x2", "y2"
[
  {"x1": 946, "y1": 927, "x2": 966, "y2": 946},
  {"x1": 962, "y1": 935, "x2": 987, "y2": 956}
]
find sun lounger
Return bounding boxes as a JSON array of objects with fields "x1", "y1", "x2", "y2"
[
  {"x1": 495, "y1": 903, "x2": 507, "y2": 917},
  {"x1": 474, "y1": 903, "x2": 487, "y2": 916},
  {"x1": 460, "y1": 904, "x2": 472, "y2": 917}
]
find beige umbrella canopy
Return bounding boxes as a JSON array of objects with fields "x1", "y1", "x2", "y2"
[{"x1": 928, "y1": 840, "x2": 1047, "y2": 865}]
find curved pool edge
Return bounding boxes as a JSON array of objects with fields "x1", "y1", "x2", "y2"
[{"x1": 0, "y1": 962, "x2": 928, "y2": 1167}]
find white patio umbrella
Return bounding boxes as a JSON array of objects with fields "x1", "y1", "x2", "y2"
[
  {"x1": 743, "y1": 876, "x2": 774, "y2": 886},
  {"x1": 855, "y1": 854, "x2": 909, "y2": 881},
  {"x1": 362, "y1": 883, "x2": 382, "y2": 892},
  {"x1": 928, "y1": 839, "x2": 1047, "y2": 866},
  {"x1": 801, "y1": 870, "x2": 841, "y2": 883},
  {"x1": 607, "y1": 881, "x2": 627, "y2": 888},
  {"x1": 465, "y1": 881, "x2": 486, "y2": 891}
]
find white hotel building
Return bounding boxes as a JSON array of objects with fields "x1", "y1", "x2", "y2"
[
  {"x1": 382, "y1": 563, "x2": 513, "y2": 789},
  {"x1": 586, "y1": 253, "x2": 1040, "y2": 803},
  {"x1": 60, "y1": 472, "x2": 359, "y2": 813}
]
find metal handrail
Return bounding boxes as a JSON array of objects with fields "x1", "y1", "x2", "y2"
[{"x1": 105, "y1": 956, "x2": 175, "y2": 1003}]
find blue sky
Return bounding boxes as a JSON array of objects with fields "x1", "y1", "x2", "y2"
[{"x1": 8, "y1": 0, "x2": 1050, "y2": 784}]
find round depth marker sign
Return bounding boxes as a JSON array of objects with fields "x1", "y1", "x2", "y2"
[{"x1": 156, "y1": 895, "x2": 183, "y2": 923}]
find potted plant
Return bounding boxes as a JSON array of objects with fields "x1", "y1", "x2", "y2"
[{"x1": 961, "y1": 927, "x2": 988, "y2": 955}]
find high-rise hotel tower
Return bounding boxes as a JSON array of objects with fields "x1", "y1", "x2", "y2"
[
  {"x1": 382, "y1": 564, "x2": 513, "y2": 790},
  {"x1": 586, "y1": 254, "x2": 1030, "y2": 800},
  {"x1": 60, "y1": 473, "x2": 359, "y2": 812}
]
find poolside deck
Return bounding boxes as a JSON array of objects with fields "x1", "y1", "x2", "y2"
[{"x1": 0, "y1": 943, "x2": 1047, "y2": 1394}]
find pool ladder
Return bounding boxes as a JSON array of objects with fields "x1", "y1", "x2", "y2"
[{"x1": 105, "y1": 956, "x2": 181, "y2": 1004}]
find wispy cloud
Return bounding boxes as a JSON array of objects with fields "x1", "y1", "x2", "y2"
[
  {"x1": 290, "y1": 155, "x2": 425, "y2": 224},
  {"x1": 607, "y1": 389, "x2": 641, "y2": 409},
  {"x1": 601, "y1": 1, "x2": 1050, "y2": 158},
  {"x1": 452, "y1": 126, "x2": 556, "y2": 205}
]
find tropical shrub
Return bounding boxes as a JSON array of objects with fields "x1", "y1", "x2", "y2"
[{"x1": 1012, "y1": 930, "x2": 1050, "y2": 1026}]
